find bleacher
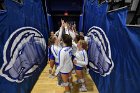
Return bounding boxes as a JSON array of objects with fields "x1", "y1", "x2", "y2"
[{"x1": 107, "y1": 0, "x2": 140, "y2": 25}]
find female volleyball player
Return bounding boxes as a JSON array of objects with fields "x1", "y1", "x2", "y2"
[
  {"x1": 48, "y1": 38, "x2": 55, "y2": 78},
  {"x1": 49, "y1": 20, "x2": 64, "y2": 85},
  {"x1": 73, "y1": 40, "x2": 88, "y2": 92},
  {"x1": 55, "y1": 34, "x2": 73, "y2": 93}
]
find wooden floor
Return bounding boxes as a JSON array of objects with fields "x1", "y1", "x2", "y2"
[{"x1": 31, "y1": 64, "x2": 99, "y2": 93}]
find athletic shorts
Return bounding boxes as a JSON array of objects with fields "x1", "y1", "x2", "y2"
[
  {"x1": 72, "y1": 55, "x2": 75, "y2": 61},
  {"x1": 75, "y1": 65, "x2": 83, "y2": 70},
  {"x1": 49, "y1": 54, "x2": 55, "y2": 60},
  {"x1": 60, "y1": 72, "x2": 69, "y2": 75},
  {"x1": 55, "y1": 62, "x2": 59, "y2": 66}
]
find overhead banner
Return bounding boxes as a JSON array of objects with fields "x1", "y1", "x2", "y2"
[{"x1": 0, "y1": 0, "x2": 48, "y2": 93}]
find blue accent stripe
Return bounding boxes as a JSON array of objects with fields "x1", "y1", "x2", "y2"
[
  {"x1": 48, "y1": 47, "x2": 49, "y2": 57},
  {"x1": 82, "y1": 50, "x2": 85, "y2": 61},
  {"x1": 58, "y1": 49, "x2": 63, "y2": 66},
  {"x1": 52, "y1": 45, "x2": 57, "y2": 56},
  {"x1": 63, "y1": 47, "x2": 71, "y2": 52}
]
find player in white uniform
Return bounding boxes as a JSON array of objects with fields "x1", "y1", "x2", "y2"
[
  {"x1": 55, "y1": 34, "x2": 73, "y2": 93},
  {"x1": 50, "y1": 36, "x2": 63, "y2": 85},
  {"x1": 72, "y1": 35, "x2": 86, "y2": 58},
  {"x1": 73, "y1": 40, "x2": 88, "y2": 92},
  {"x1": 49, "y1": 21, "x2": 64, "y2": 85},
  {"x1": 48, "y1": 38, "x2": 55, "y2": 78},
  {"x1": 50, "y1": 38, "x2": 62, "y2": 66},
  {"x1": 55, "y1": 20, "x2": 76, "y2": 40}
]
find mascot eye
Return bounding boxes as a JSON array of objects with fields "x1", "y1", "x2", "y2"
[
  {"x1": 93, "y1": 33, "x2": 97, "y2": 38},
  {"x1": 24, "y1": 33, "x2": 30, "y2": 37},
  {"x1": 94, "y1": 35, "x2": 97, "y2": 38}
]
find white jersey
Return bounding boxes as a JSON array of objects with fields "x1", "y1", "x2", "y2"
[
  {"x1": 74, "y1": 50, "x2": 88, "y2": 67},
  {"x1": 55, "y1": 47, "x2": 73, "y2": 75},
  {"x1": 69, "y1": 30, "x2": 76, "y2": 40},
  {"x1": 72, "y1": 41, "x2": 77, "y2": 56},
  {"x1": 51, "y1": 45, "x2": 62, "y2": 63},
  {"x1": 65, "y1": 29, "x2": 76, "y2": 40}
]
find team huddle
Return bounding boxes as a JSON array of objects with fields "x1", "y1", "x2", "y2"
[{"x1": 48, "y1": 20, "x2": 89, "y2": 93}]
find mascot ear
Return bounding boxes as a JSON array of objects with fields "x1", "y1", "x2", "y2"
[{"x1": 88, "y1": 26, "x2": 114, "y2": 77}]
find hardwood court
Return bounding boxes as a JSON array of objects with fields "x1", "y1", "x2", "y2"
[{"x1": 31, "y1": 64, "x2": 99, "y2": 93}]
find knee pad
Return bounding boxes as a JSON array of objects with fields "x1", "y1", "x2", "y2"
[
  {"x1": 64, "y1": 91, "x2": 71, "y2": 93},
  {"x1": 62, "y1": 82, "x2": 69, "y2": 87},
  {"x1": 49, "y1": 68, "x2": 53, "y2": 71},
  {"x1": 79, "y1": 79, "x2": 85, "y2": 83}
]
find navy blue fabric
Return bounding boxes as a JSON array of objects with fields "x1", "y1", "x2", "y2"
[
  {"x1": 83, "y1": 0, "x2": 108, "y2": 35},
  {"x1": 83, "y1": 0, "x2": 98, "y2": 35},
  {"x1": 22, "y1": 0, "x2": 47, "y2": 38},
  {"x1": 47, "y1": 14, "x2": 53, "y2": 32},
  {"x1": 0, "y1": 0, "x2": 48, "y2": 93},
  {"x1": 87, "y1": 5, "x2": 140, "y2": 93},
  {"x1": 78, "y1": 14, "x2": 84, "y2": 32},
  {"x1": 75, "y1": 65, "x2": 83, "y2": 70}
]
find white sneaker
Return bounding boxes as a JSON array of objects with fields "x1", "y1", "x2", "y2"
[
  {"x1": 86, "y1": 69, "x2": 89, "y2": 74},
  {"x1": 48, "y1": 74, "x2": 55, "y2": 78},
  {"x1": 79, "y1": 85, "x2": 87, "y2": 92},
  {"x1": 72, "y1": 70, "x2": 75, "y2": 74},
  {"x1": 74, "y1": 80, "x2": 81, "y2": 84},
  {"x1": 64, "y1": 91, "x2": 71, "y2": 93},
  {"x1": 57, "y1": 83, "x2": 64, "y2": 87},
  {"x1": 69, "y1": 83, "x2": 73, "y2": 89}
]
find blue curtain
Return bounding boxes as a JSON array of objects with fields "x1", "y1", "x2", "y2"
[
  {"x1": 79, "y1": 14, "x2": 84, "y2": 32},
  {"x1": 47, "y1": 14, "x2": 53, "y2": 32},
  {"x1": 0, "y1": 0, "x2": 48, "y2": 93},
  {"x1": 87, "y1": 5, "x2": 140, "y2": 93},
  {"x1": 83, "y1": 0, "x2": 108, "y2": 35}
]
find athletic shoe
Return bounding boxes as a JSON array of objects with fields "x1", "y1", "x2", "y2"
[
  {"x1": 57, "y1": 82, "x2": 64, "y2": 87},
  {"x1": 79, "y1": 85, "x2": 87, "y2": 92},
  {"x1": 64, "y1": 91, "x2": 71, "y2": 93},
  {"x1": 48, "y1": 74, "x2": 55, "y2": 78},
  {"x1": 74, "y1": 79, "x2": 81, "y2": 84},
  {"x1": 72, "y1": 70, "x2": 75, "y2": 74},
  {"x1": 69, "y1": 83, "x2": 73, "y2": 89},
  {"x1": 86, "y1": 68, "x2": 89, "y2": 74}
]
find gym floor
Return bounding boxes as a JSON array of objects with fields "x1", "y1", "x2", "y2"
[{"x1": 31, "y1": 64, "x2": 99, "y2": 93}]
